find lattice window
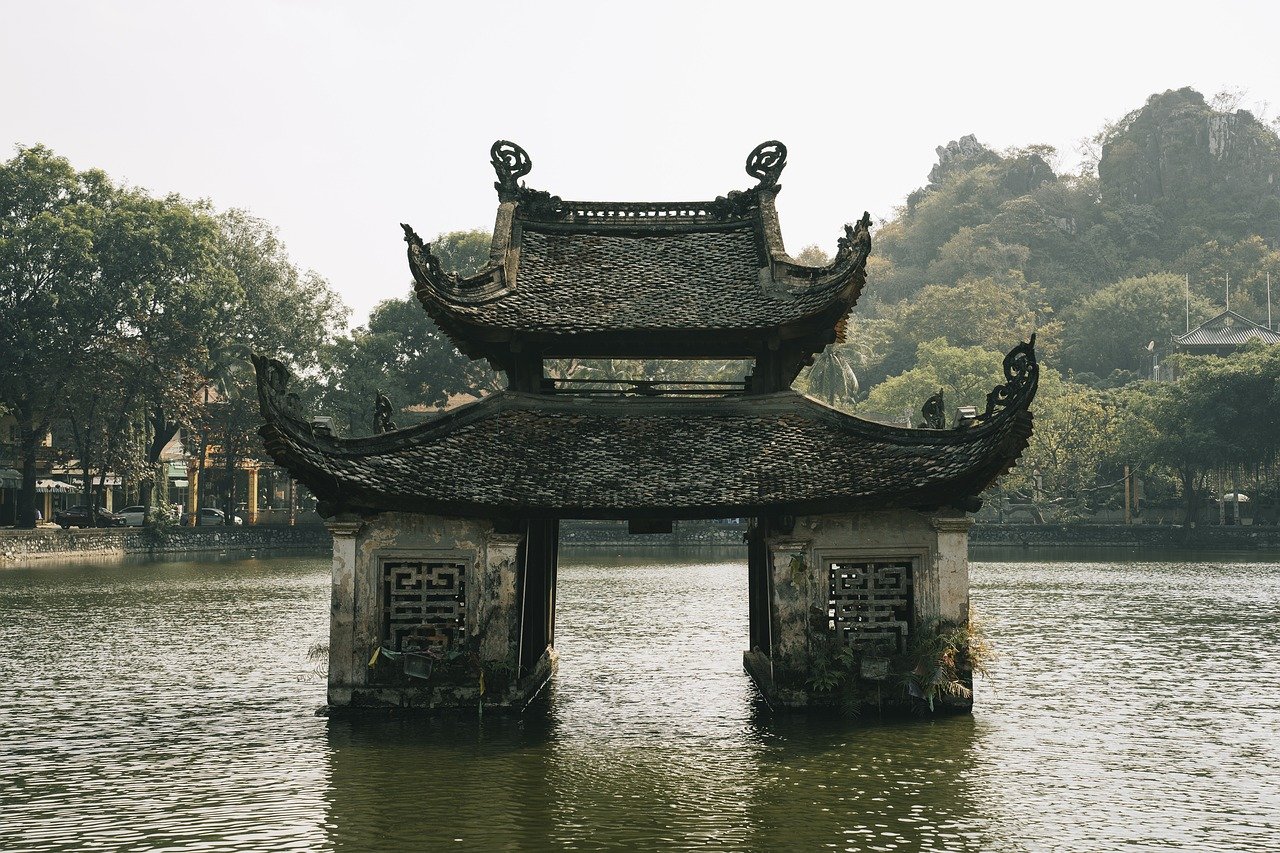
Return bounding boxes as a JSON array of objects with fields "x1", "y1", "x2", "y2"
[
  {"x1": 382, "y1": 559, "x2": 467, "y2": 652},
  {"x1": 827, "y1": 559, "x2": 913, "y2": 652}
]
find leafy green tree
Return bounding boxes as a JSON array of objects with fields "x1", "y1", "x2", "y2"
[
  {"x1": 1117, "y1": 345, "x2": 1280, "y2": 525},
  {"x1": 0, "y1": 146, "x2": 113, "y2": 527},
  {"x1": 862, "y1": 339, "x2": 1005, "y2": 424},
  {"x1": 80, "y1": 190, "x2": 236, "y2": 518},
  {"x1": 872, "y1": 275, "x2": 1053, "y2": 384},
  {"x1": 802, "y1": 345, "x2": 859, "y2": 409},
  {"x1": 430, "y1": 230, "x2": 491, "y2": 277},
  {"x1": 1170, "y1": 236, "x2": 1280, "y2": 319},
  {"x1": 1060, "y1": 274, "x2": 1216, "y2": 378},
  {"x1": 191, "y1": 211, "x2": 348, "y2": 521},
  {"x1": 992, "y1": 374, "x2": 1127, "y2": 520},
  {"x1": 216, "y1": 210, "x2": 347, "y2": 363},
  {"x1": 321, "y1": 229, "x2": 499, "y2": 436}
]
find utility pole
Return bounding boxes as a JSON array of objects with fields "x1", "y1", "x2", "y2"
[
  {"x1": 1226, "y1": 272, "x2": 1230, "y2": 311},
  {"x1": 1268, "y1": 271, "x2": 1273, "y2": 330},
  {"x1": 1185, "y1": 273, "x2": 1191, "y2": 333},
  {"x1": 1124, "y1": 464, "x2": 1132, "y2": 525}
]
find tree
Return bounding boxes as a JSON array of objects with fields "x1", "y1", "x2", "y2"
[
  {"x1": 0, "y1": 146, "x2": 112, "y2": 527},
  {"x1": 1060, "y1": 274, "x2": 1215, "y2": 378},
  {"x1": 80, "y1": 190, "x2": 236, "y2": 519},
  {"x1": 872, "y1": 275, "x2": 1053, "y2": 384},
  {"x1": 863, "y1": 339, "x2": 1005, "y2": 424},
  {"x1": 802, "y1": 345, "x2": 859, "y2": 409},
  {"x1": 429, "y1": 230, "x2": 491, "y2": 277},
  {"x1": 191, "y1": 211, "x2": 348, "y2": 520},
  {"x1": 991, "y1": 374, "x2": 1126, "y2": 520},
  {"x1": 1118, "y1": 345, "x2": 1280, "y2": 525},
  {"x1": 321, "y1": 229, "x2": 498, "y2": 437}
]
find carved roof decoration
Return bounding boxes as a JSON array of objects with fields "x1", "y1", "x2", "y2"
[
  {"x1": 402, "y1": 140, "x2": 872, "y2": 364},
  {"x1": 251, "y1": 338, "x2": 1038, "y2": 520}
]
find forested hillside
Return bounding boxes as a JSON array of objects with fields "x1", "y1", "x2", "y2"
[
  {"x1": 849, "y1": 86, "x2": 1280, "y2": 387},
  {"x1": 799, "y1": 87, "x2": 1280, "y2": 522}
]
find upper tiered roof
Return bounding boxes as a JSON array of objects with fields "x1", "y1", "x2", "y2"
[{"x1": 402, "y1": 141, "x2": 872, "y2": 367}]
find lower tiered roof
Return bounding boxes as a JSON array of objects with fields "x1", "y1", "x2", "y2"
[{"x1": 252, "y1": 340, "x2": 1037, "y2": 520}]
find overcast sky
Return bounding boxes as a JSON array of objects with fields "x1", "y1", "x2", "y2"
[{"x1": 5, "y1": 0, "x2": 1279, "y2": 324}]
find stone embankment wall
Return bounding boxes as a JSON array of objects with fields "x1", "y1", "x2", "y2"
[
  {"x1": 0, "y1": 525, "x2": 330, "y2": 566},
  {"x1": 971, "y1": 523, "x2": 1280, "y2": 551},
  {"x1": 560, "y1": 521, "x2": 1280, "y2": 551}
]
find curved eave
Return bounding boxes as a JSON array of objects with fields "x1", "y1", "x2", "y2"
[{"x1": 253, "y1": 341, "x2": 1037, "y2": 521}]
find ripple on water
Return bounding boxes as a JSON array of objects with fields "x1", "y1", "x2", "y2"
[{"x1": 1, "y1": 550, "x2": 1278, "y2": 851}]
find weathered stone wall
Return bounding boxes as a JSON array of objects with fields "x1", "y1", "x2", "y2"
[
  {"x1": 752, "y1": 509, "x2": 971, "y2": 709},
  {"x1": 0, "y1": 525, "x2": 330, "y2": 566},
  {"x1": 327, "y1": 512, "x2": 539, "y2": 712}
]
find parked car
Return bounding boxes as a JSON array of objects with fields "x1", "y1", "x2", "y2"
[
  {"x1": 54, "y1": 505, "x2": 126, "y2": 529},
  {"x1": 198, "y1": 507, "x2": 243, "y2": 526},
  {"x1": 118, "y1": 505, "x2": 148, "y2": 526}
]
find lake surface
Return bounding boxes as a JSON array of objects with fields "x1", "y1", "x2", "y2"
[{"x1": 2, "y1": 547, "x2": 1278, "y2": 851}]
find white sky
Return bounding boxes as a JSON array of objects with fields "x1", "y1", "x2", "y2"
[{"x1": 4, "y1": 0, "x2": 1279, "y2": 325}]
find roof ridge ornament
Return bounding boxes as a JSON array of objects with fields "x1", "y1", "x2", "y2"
[
  {"x1": 707, "y1": 141, "x2": 789, "y2": 219},
  {"x1": 976, "y1": 335, "x2": 1039, "y2": 423},
  {"x1": 251, "y1": 353, "x2": 305, "y2": 425},
  {"x1": 490, "y1": 140, "x2": 532, "y2": 202},
  {"x1": 489, "y1": 139, "x2": 567, "y2": 218},
  {"x1": 746, "y1": 140, "x2": 787, "y2": 189},
  {"x1": 837, "y1": 212, "x2": 873, "y2": 266},
  {"x1": 921, "y1": 388, "x2": 946, "y2": 429}
]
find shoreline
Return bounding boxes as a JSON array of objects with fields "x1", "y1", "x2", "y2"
[
  {"x1": 5, "y1": 521, "x2": 1279, "y2": 568},
  {"x1": 0, "y1": 525, "x2": 330, "y2": 566}
]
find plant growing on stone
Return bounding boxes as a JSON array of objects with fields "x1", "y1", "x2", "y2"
[
  {"x1": 804, "y1": 609, "x2": 866, "y2": 715},
  {"x1": 895, "y1": 618, "x2": 992, "y2": 712}
]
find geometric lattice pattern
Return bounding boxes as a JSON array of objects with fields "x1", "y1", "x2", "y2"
[
  {"x1": 827, "y1": 559, "x2": 913, "y2": 653},
  {"x1": 382, "y1": 559, "x2": 467, "y2": 653}
]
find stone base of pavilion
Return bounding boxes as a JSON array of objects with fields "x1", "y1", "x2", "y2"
[
  {"x1": 326, "y1": 648, "x2": 557, "y2": 714},
  {"x1": 318, "y1": 505, "x2": 981, "y2": 715},
  {"x1": 322, "y1": 512, "x2": 558, "y2": 714},
  {"x1": 742, "y1": 509, "x2": 977, "y2": 714}
]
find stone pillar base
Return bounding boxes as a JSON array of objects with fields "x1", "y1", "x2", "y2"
[
  {"x1": 324, "y1": 512, "x2": 541, "y2": 714},
  {"x1": 327, "y1": 647, "x2": 557, "y2": 714},
  {"x1": 744, "y1": 509, "x2": 978, "y2": 715}
]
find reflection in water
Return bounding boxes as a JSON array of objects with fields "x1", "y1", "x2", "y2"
[{"x1": 2, "y1": 549, "x2": 1279, "y2": 851}]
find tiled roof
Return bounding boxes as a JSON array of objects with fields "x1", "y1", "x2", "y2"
[
  {"x1": 252, "y1": 342, "x2": 1038, "y2": 520},
  {"x1": 401, "y1": 141, "x2": 871, "y2": 358},
  {"x1": 1174, "y1": 310, "x2": 1280, "y2": 347},
  {"x1": 425, "y1": 224, "x2": 855, "y2": 334}
]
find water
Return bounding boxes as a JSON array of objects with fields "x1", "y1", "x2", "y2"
[{"x1": 2, "y1": 548, "x2": 1278, "y2": 851}]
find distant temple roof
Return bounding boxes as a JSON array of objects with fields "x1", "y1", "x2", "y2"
[
  {"x1": 1174, "y1": 310, "x2": 1280, "y2": 348},
  {"x1": 251, "y1": 339, "x2": 1038, "y2": 520},
  {"x1": 401, "y1": 141, "x2": 872, "y2": 365}
]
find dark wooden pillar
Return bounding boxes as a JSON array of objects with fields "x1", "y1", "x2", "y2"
[
  {"x1": 746, "y1": 517, "x2": 772, "y2": 656},
  {"x1": 547, "y1": 518, "x2": 559, "y2": 648},
  {"x1": 505, "y1": 353, "x2": 545, "y2": 393},
  {"x1": 518, "y1": 517, "x2": 560, "y2": 677}
]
